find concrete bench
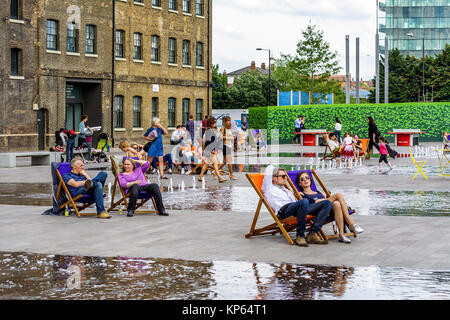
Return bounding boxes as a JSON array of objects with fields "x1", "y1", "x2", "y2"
[{"x1": 0, "y1": 151, "x2": 60, "y2": 168}]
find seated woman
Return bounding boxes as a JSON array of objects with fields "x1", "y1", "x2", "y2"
[
  {"x1": 443, "y1": 131, "x2": 450, "y2": 150},
  {"x1": 295, "y1": 171, "x2": 364, "y2": 243},
  {"x1": 353, "y1": 134, "x2": 363, "y2": 160},
  {"x1": 118, "y1": 157, "x2": 168, "y2": 217}
]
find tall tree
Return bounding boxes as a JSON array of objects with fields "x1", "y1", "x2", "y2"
[{"x1": 287, "y1": 24, "x2": 341, "y2": 99}]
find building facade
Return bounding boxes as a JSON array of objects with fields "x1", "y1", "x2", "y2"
[
  {"x1": 0, "y1": 0, "x2": 212, "y2": 152},
  {"x1": 0, "y1": 0, "x2": 39, "y2": 151},
  {"x1": 113, "y1": 0, "x2": 212, "y2": 145},
  {"x1": 379, "y1": 0, "x2": 449, "y2": 58}
]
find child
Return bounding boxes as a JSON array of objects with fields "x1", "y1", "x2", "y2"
[
  {"x1": 443, "y1": 131, "x2": 450, "y2": 150},
  {"x1": 340, "y1": 132, "x2": 354, "y2": 168},
  {"x1": 378, "y1": 137, "x2": 393, "y2": 171},
  {"x1": 353, "y1": 134, "x2": 363, "y2": 160},
  {"x1": 119, "y1": 141, "x2": 144, "y2": 160}
]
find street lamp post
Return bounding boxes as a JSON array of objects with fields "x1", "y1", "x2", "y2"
[
  {"x1": 407, "y1": 33, "x2": 425, "y2": 102},
  {"x1": 256, "y1": 48, "x2": 271, "y2": 106}
]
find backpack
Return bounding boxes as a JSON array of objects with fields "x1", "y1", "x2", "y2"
[{"x1": 64, "y1": 129, "x2": 76, "y2": 139}]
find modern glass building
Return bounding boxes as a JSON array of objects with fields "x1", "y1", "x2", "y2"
[{"x1": 378, "y1": 0, "x2": 449, "y2": 58}]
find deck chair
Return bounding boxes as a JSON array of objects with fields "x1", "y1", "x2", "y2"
[
  {"x1": 409, "y1": 147, "x2": 428, "y2": 180},
  {"x1": 245, "y1": 173, "x2": 317, "y2": 245},
  {"x1": 286, "y1": 169, "x2": 356, "y2": 241},
  {"x1": 53, "y1": 162, "x2": 105, "y2": 217},
  {"x1": 321, "y1": 134, "x2": 339, "y2": 160},
  {"x1": 108, "y1": 156, "x2": 158, "y2": 214},
  {"x1": 359, "y1": 139, "x2": 369, "y2": 159}
]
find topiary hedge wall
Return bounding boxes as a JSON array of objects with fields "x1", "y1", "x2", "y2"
[{"x1": 249, "y1": 102, "x2": 449, "y2": 144}]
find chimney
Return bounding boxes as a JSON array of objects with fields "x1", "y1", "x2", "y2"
[
  {"x1": 251, "y1": 61, "x2": 256, "y2": 71},
  {"x1": 261, "y1": 62, "x2": 266, "y2": 70}
]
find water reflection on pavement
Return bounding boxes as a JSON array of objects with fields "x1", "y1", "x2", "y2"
[{"x1": 1, "y1": 252, "x2": 450, "y2": 300}]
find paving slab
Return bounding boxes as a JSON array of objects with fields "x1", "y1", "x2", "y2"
[{"x1": 0, "y1": 204, "x2": 449, "y2": 270}]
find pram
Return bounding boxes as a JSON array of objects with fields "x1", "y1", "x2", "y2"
[{"x1": 91, "y1": 132, "x2": 111, "y2": 163}]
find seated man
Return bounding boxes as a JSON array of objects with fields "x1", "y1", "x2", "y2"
[
  {"x1": 170, "y1": 125, "x2": 186, "y2": 145},
  {"x1": 327, "y1": 133, "x2": 341, "y2": 165},
  {"x1": 62, "y1": 157, "x2": 111, "y2": 219},
  {"x1": 262, "y1": 164, "x2": 330, "y2": 247}
]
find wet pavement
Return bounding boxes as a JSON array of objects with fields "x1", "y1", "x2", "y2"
[
  {"x1": 0, "y1": 142, "x2": 449, "y2": 299},
  {"x1": 2, "y1": 251, "x2": 450, "y2": 300}
]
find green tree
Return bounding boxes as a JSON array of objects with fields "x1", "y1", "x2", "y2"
[
  {"x1": 286, "y1": 24, "x2": 341, "y2": 100},
  {"x1": 211, "y1": 64, "x2": 230, "y2": 109},
  {"x1": 228, "y1": 70, "x2": 280, "y2": 108}
]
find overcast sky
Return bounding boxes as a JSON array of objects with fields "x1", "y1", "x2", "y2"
[{"x1": 212, "y1": 0, "x2": 377, "y2": 81}]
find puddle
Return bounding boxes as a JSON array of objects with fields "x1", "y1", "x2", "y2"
[
  {"x1": 1, "y1": 181, "x2": 449, "y2": 216},
  {"x1": 0, "y1": 251, "x2": 449, "y2": 300}
]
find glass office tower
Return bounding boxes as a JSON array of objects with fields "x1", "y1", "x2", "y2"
[{"x1": 379, "y1": 0, "x2": 449, "y2": 58}]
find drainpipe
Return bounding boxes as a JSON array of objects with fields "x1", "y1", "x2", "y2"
[
  {"x1": 207, "y1": 0, "x2": 211, "y2": 115},
  {"x1": 110, "y1": 0, "x2": 115, "y2": 146}
]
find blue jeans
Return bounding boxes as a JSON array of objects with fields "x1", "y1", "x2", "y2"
[
  {"x1": 66, "y1": 138, "x2": 75, "y2": 162},
  {"x1": 152, "y1": 154, "x2": 173, "y2": 169},
  {"x1": 278, "y1": 199, "x2": 310, "y2": 237},
  {"x1": 305, "y1": 200, "x2": 332, "y2": 234},
  {"x1": 72, "y1": 171, "x2": 107, "y2": 214}
]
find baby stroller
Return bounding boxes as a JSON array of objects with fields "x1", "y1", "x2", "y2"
[{"x1": 91, "y1": 132, "x2": 111, "y2": 163}]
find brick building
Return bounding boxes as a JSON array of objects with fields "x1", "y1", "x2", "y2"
[{"x1": 0, "y1": 0, "x2": 212, "y2": 152}]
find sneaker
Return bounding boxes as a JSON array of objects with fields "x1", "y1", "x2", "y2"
[
  {"x1": 97, "y1": 211, "x2": 111, "y2": 219},
  {"x1": 151, "y1": 168, "x2": 157, "y2": 174},
  {"x1": 295, "y1": 235, "x2": 309, "y2": 247},
  {"x1": 127, "y1": 210, "x2": 135, "y2": 217},
  {"x1": 168, "y1": 168, "x2": 172, "y2": 174},
  {"x1": 306, "y1": 232, "x2": 328, "y2": 245},
  {"x1": 83, "y1": 179, "x2": 92, "y2": 191},
  {"x1": 339, "y1": 235, "x2": 352, "y2": 243},
  {"x1": 181, "y1": 168, "x2": 185, "y2": 174},
  {"x1": 186, "y1": 170, "x2": 191, "y2": 175},
  {"x1": 350, "y1": 224, "x2": 364, "y2": 234}
]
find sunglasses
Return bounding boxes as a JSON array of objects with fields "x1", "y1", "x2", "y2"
[
  {"x1": 275, "y1": 174, "x2": 287, "y2": 179},
  {"x1": 300, "y1": 176, "x2": 311, "y2": 182}
]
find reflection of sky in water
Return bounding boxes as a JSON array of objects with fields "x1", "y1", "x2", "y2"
[
  {"x1": 1, "y1": 252, "x2": 450, "y2": 300},
  {"x1": 160, "y1": 186, "x2": 450, "y2": 216}
]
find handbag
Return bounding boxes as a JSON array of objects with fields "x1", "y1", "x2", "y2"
[{"x1": 143, "y1": 140, "x2": 154, "y2": 152}]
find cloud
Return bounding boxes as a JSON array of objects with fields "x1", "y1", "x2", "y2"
[{"x1": 213, "y1": 0, "x2": 377, "y2": 80}]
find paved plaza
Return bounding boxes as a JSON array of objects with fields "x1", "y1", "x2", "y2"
[{"x1": 0, "y1": 143, "x2": 449, "y2": 270}]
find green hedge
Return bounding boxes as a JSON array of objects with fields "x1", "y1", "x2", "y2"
[{"x1": 249, "y1": 102, "x2": 450, "y2": 144}]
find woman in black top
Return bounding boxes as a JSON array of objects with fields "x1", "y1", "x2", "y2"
[
  {"x1": 296, "y1": 171, "x2": 364, "y2": 243},
  {"x1": 367, "y1": 116, "x2": 380, "y2": 156}
]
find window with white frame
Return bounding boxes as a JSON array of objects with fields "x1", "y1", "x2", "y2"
[
  {"x1": 115, "y1": 30, "x2": 125, "y2": 58},
  {"x1": 151, "y1": 35, "x2": 160, "y2": 62},
  {"x1": 133, "y1": 32, "x2": 142, "y2": 60},
  {"x1": 168, "y1": 98, "x2": 176, "y2": 127},
  {"x1": 133, "y1": 96, "x2": 142, "y2": 128},
  {"x1": 183, "y1": 0, "x2": 191, "y2": 13},
  {"x1": 85, "y1": 25, "x2": 96, "y2": 54},
  {"x1": 182, "y1": 40, "x2": 190, "y2": 65},
  {"x1": 67, "y1": 23, "x2": 78, "y2": 53},
  {"x1": 196, "y1": 0, "x2": 204, "y2": 16},
  {"x1": 46, "y1": 20, "x2": 59, "y2": 50},
  {"x1": 168, "y1": 37, "x2": 177, "y2": 63},
  {"x1": 115, "y1": 95, "x2": 124, "y2": 128},
  {"x1": 196, "y1": 42, "x2": 203, "y2": 67}
]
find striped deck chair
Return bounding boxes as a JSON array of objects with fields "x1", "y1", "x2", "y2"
[
  {"x1": 286, "y1": 169, "x2": 356, "y2": 240},
  {"x1": 245, "y1": 172, "x2": 317, "y2": 245},
  {"x1": 53, "y1": 162, "x2": 105, "y2": 217},
  {"x1": 108, "y1": 156, "x2": 158, "y2": 214}
]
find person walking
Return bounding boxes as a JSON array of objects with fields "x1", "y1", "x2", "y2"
[
  {"x1": 378, "y1": 137, "x2": 393, "y2": 172},
  {"x1": 219, "y1": 116, "x2": 237, "y2": 180},
  {"x1": 334, "y1": 118, "x2": 342, "y2": 144},
  {"x1": 367, "y1": 116, "x2": 381, "y2": 157},
  {"x1": 185, "y1": 114, "x2": 195, "y2": 144},
  {"x1": 292, "y1": 115, "x2": 303, "y2": 144},
  {"x1": 143, "y1": 117, "x2": 168, "y2": 179},
  {"x1": 198, "y1": 117, "x2": 226, "y2": 183},
  {"x1": 77, "y1": 114, "x2": 89, "y2": 148}
]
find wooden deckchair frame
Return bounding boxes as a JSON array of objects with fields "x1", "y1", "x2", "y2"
[
  {"x1": 245, "y1": 173, "x2": 316, "y2": 245},
  {"x1": 321, "y1": 134, "x2": 339, "y2": 160},
  {"x1": 55, "y1": 166, "x2": 100, "y2": 218},
  {"x1": 286, "y1": 168, "x2": 356, "y2": 241},
  {"x1": 108, "y1": 156, "x2": 158, "y2": 214}
]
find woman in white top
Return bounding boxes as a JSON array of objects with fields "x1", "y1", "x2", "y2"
[
  {"x1": 334, "y1": 118, "x2": 342, "y2": 143},
  {"x1": 340, "y1": 132, "x2": 355, "y2": 167}
]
